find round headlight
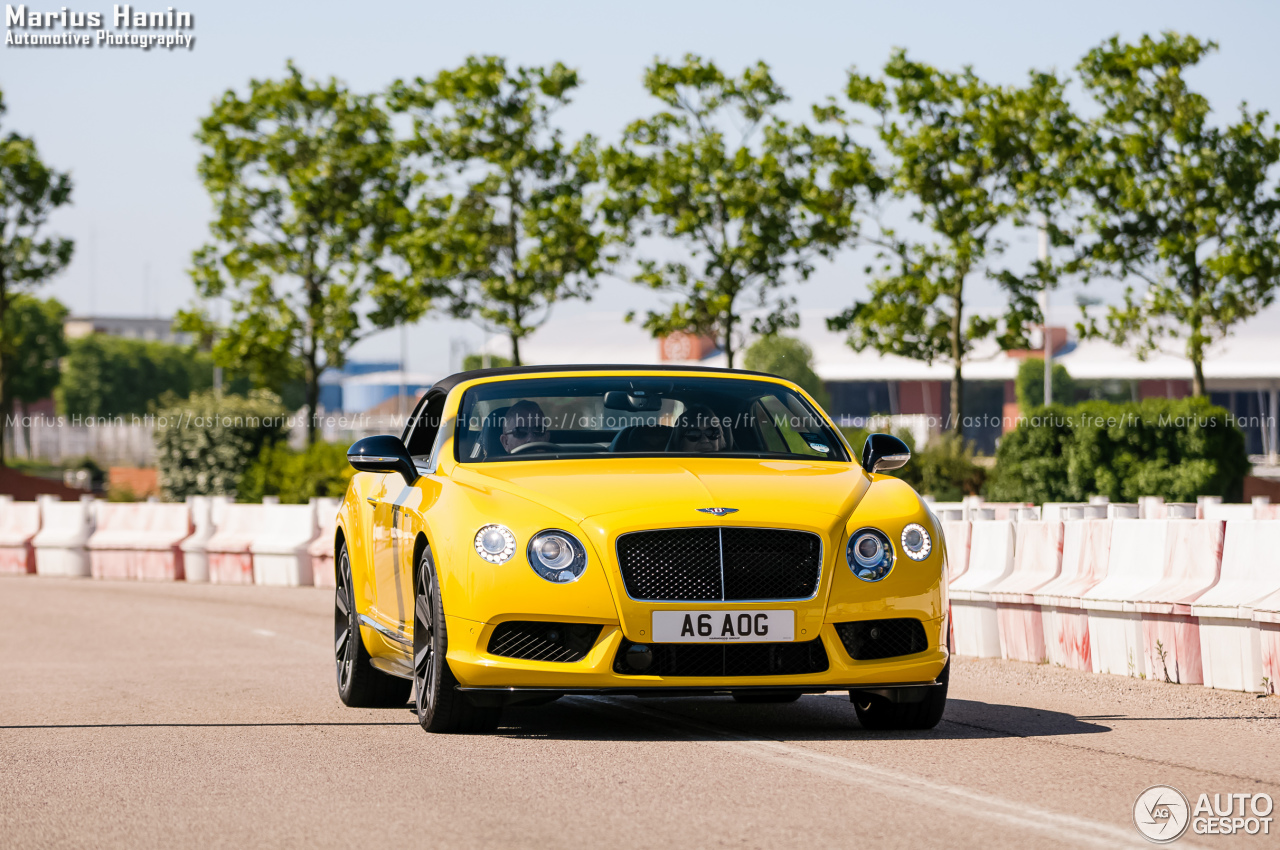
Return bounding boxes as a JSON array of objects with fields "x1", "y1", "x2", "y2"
[
  {"x1": 528, "y1": 530, "x2": 587, "y2": 583},
  {"x1": 901, "y1": 523, "x2": 932, "y2": 561},
  {"x1": 846, "y1": 528, "x2": 894, "y2": 582},
  {"x1": 474, "y1": 524, "x2": 516, "y2": 564}
]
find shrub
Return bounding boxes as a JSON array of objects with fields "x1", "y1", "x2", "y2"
[
  {"x1": 239, "y1": 440, "x2": 354, "y2": 504},
  {"x1": 1015, "y1": 357, "x2": 1076, "y2": 410},
  {"x1": 743, "y1": 335, "x2": 831, "y2": 410},
  {"x1": 986, "y1": 397, "x2": 1247, "y2": 503},
  {"x1": 154, "y1": 390, "x2": 288, "y2": 499}
]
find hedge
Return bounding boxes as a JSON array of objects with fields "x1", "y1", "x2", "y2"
[
  {"x1": 239, "y1": 440, "x2": 354, "y2": 504},
  {"x1": 154, "y1": 390, "x2": 288, "y2": 500},
  {"x1": 985, "y1": 397, "x2": 1248, "y2": 504}
]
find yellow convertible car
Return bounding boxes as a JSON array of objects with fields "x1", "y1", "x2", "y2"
[{"x1": 335, "y1": 365, "x2": 949, "y2": 733}]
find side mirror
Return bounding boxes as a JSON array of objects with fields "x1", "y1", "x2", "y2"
[
  {"x1": 861, "y1": 433, "x2": 911, "y2": 475},
  {"x1": 347, "y1": 435, "x2": 418, "y2": 486}
]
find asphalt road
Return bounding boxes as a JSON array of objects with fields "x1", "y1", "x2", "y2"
[{"x1": 2, "y1": 576, "x2": 1277, "y2": 849}]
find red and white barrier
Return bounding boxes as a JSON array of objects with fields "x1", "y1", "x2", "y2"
[
  {"x1": 1253, "y1": 589, "x2": 1280, "y2": 696},
  {"x1": 251, "y1": 502, "x2": 318, "y2": 587},
  {"x1": 1192, "y1": 521, "x2": 1280, "y2": 693},
  {"x1": 87, "y1": 502, "x2": 193, "y2": 581},
  {"x1": 990, "y1": 520, "x2": 1064, "y2": 663},
  {"x1": 1131, "y1": 520, "x2": 1224, "y2": 685},
  {"x1": 941, "y1": 520, "x2": 972, "y2": 583},
  {"x1": 0, "y1": 500, "x2": 41, "y2": 574},
  {"x1": 178, "y1": 496, "x2": 224, "y2": 583},
  {"x1": 1083, "y1": 519, "x2": 1169, "y2": 678},
  {"x1": 32, "y1": 497, "x2": 96, "y2": 577},
  {"x1": 949, "y1": 519, "x2": 1016, "y2": 658},
  {"x1": 205, "y1": 504, "x2": 263, "y2": 584},
  {"x1": 308, "y1": 497, "x2": 341, "y2": 589},
  {"x1": 1035, "y1": 518, "x2": 1112, "y2": 670}
]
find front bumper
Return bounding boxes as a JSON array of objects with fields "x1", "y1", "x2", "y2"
[{"x1": 444, "y1": 614, "x2": 949, "y2": 693}]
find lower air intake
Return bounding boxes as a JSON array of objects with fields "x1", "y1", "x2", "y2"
[
  {"x1": 487, "y1": 622, "x2": 602, "y2": 663},
  {"x1": 613, "y1": 638, "x2": 829, "y2": 677},
  {"x1": 834, "y1": 618, "x2": 928, "y2": 660}
]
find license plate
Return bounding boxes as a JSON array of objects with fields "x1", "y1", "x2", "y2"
[{"x1": 651, "y1": 610, "x2": 794, "y2": 643}]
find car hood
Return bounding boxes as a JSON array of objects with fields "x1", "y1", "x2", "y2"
[{"x1": 450, "y1": 456, "x2": 870, "y2": 526}]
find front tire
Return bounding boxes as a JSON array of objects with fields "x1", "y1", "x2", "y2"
[
  {"x1": 851, "y1": 662, "x2": 948, "y2": 731},
  {"x1": 335, "y1": 542, "x2": 412, "y2": 708},
  {"x1": 413, "y1": 546, "x2": 502, "y2": 733}
]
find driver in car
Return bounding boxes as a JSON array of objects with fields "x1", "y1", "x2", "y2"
[
  {"x1": 500, "y1": 400, "x2": 550, "y2": 453},
  {"x1": 669, "y1": 404, "x2": 729, "y2": 453}
]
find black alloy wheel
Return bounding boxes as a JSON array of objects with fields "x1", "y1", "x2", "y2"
[
  {"x1": 334, "y1": 542, "x2": 411, "y2": 708},
  {"x1": 412, "y1": 546, "x2": 502, "y2": 733}
]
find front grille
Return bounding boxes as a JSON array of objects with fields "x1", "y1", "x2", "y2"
[
  {"x1": 487, "y1": 622, "x2": 602, "y2": 663},
  {"x1": 616, "y1": 528, "x2": 821, "y2": 602},
  {"x1": 834, "y1": 619, "x2": 928, "y2": 660},
  {"x1": 613, "y1": 638, "x2": 829, "y2": 677}
]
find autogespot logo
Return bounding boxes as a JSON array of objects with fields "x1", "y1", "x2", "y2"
[{"x1": 1134, "y1": 785, "x2": 1191, "y2": 844}]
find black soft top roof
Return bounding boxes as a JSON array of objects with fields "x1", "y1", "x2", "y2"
[{"x1": 428, "y1": 363, "x2": 776, "y2": 396}]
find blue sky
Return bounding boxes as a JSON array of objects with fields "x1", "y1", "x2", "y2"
[{"x1": 5, "y1": 0, "x2": 1279, "y2": 372}]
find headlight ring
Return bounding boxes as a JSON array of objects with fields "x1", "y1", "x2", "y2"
[
  {"x1": 474, "y1": 524, "x2": 517, "y2": 564},
  {"x1": 901, "y1": 523, "x2": 932, "y2": 561},
  {"x1": 528, "y1": 529, "x2": 588, "y2": 584},
  {"x1": 847, "y1": 527, "x2": 894, "y2": 582}
]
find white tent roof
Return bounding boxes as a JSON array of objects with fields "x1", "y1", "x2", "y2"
[{"x1": 481, "y1": 305, "x2": 1280, "y2": 386}]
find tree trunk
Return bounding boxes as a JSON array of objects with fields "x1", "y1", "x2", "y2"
[
  {"x1": 510, "y1": 333, "x2": 522, "y2": 368},
  {"x1": 949, "y1": 276, "x2": 965, "y2": 441},
  {"x1": 305, "y1": 354, "x2": 319, "y2": 446},
  {"x1": 0, "y1": 285, "x2": 8, "y2": 468},
  {"x1": 723, "y1": 314, "x2": 735, "y2": 369},
  {"x1": 1191, "y1": 356, "x2": 1206, "y2": 398}
]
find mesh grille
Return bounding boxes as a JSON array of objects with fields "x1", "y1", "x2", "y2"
[
  {"x1": 834, "y1": 619, "x2": 928, "y2": 661},
  {"x1": 613, "y1": 638, "x2": 829, "y2": 677},
  {"x1": 616, "y1": 528, "x2": 821, "y2": 602},
  {"x1": 487, "y1": 622, "x2": 602, "y2": 663},
  {"x1": 616, "y1": 528, "x2": 722, "y2": 601}
]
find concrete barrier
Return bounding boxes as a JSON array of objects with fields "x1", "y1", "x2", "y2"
[
  {"x1": 308, "y1": 497, "x2": 341, "y2": 589},
  {"x1": 949, "y1": 519, "x2": 1016, "y2": 659},
  {"x1": 1253, "y1": 589, "x2": 1280, "y2": 696},
  {"x1": 179, "y1": 496, "x2": 217, "y2": 583},
  {"x1": 32, "y1": 496, "x2": 96, "y2": 577},
  {"x1": 1138, "y1": 496, "x2": 1165, "y2": 519},
  {"x1": 205, "y1": 504, "x2": 262, "y2": 584},
  {"x1": 0, "y1": 500, "x2": 41, "y2": 574},
  {"x1": 1083, "y1": 519, "x2": 1169, "y2": 678},
  {"x1": 1191, "y1": 520, "x2": 1280, "y2": 692},
  {"x1": 1127, "y1": 519, "x2": 1224, "y2": 685},
  {"x1": 991, "y1": 520, "x2": 1064, "y2": 663},
  {"x1": 1035, "y1": 518, "x2": 1113, "y2": 670},
  {"x1": 1202, "y1": 502, "x2": 1261, "y2": 521},
  {"x1": 251, "y1": 502, "x2": 318, "y2": 587},
  {"x1": 87, "y1": 502, "x2": 193, "y2": 581}
]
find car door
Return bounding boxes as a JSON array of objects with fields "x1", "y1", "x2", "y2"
[{"x1": 370, "y1": 391, "x2": 447, "y2": 633}]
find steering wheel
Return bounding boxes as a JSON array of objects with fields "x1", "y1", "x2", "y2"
[{"x1": 509, "y1": 441, "x2": 559, "y2": 454}]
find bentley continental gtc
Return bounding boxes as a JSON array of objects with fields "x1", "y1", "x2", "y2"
[{"x1": 334, "y1": 365, "x2": 949, "y2": 733}]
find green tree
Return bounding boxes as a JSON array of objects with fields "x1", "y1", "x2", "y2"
[
  {"x1": 828, "y1": 52, "x2": 1076, "y2": 439},
  {"x1": 604, "y1": 55, "x2": 878, "y2": 367},
  {"x1": 56, "y1": 335, "x2": 213, "y2": 419},
  {"x1": 1073, "y1": 34, "x2": 1280, "y2": 397},
  {"x1": 742, "y1": 334, "x2": 830, "y2": 409},
  {"x1": 387, "y1": 56, "x2": 617, "y2": 366},
  {"x1": 2, "y1": 294, "x2": 67, "y2": 458},
  {"x1": 1015, "y1": 357, "x2": 1075, "y2": 411},
  {"x1": 186, "y1": 63, "x2": 409, "y2": 444},
  {"x1": 0, "y1": 90, "x2": 74, "y2": 463},
  {"x1": 461, "y1": 353, "x2": 513, "y2": 372}
]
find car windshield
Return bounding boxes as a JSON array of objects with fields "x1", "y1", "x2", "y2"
[{"x1": 454, "y1": 375, "x2": 849, "y2": 463}]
